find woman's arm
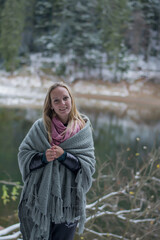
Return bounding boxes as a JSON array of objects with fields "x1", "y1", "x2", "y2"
[
  {"x1": 29, "y1": 151, "x2": 81, "y2": 173},
  {"x1": 29, "y1": 152, "x2": 47, "y2": 171},
  {"x1": 57, "y1": 151, "x2": 81, "y2": 172}
]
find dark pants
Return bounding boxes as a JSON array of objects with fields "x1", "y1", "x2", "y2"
[{"x1": 49, "y1": 222, "x2": 78, "y2": 240}]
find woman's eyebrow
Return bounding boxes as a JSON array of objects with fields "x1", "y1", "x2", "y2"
[
  {"x1": 51, "y1": 96, "x2": 59, "y2": 99},
  {"x1": 51, "y1": 94, "x2": 69, "y2": 99}
]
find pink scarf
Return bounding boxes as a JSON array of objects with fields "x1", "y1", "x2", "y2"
[{"x1": 51, "y1": 116, "x2": 81, "y2": 145}]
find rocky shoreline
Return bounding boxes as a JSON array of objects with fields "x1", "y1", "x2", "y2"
[{"x1": 0, "y1": 72, "x2": 160, "y2": 109}]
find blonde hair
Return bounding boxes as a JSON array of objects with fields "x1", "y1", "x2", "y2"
[{"x1": 43, "y1": 82, "x2": 85, "y2": 143}]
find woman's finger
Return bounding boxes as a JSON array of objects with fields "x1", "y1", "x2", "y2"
[{"x1": 46, "y1": 149, "x2": 55, "y2": 162}]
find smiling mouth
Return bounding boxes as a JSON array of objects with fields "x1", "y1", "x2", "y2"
[{"x1": 59, "y1": 108, "x2": 67, "y2": 111}]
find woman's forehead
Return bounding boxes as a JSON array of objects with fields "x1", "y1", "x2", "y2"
[{"x1": 50, "y1": 86, "x2": 70, "y2": 97}]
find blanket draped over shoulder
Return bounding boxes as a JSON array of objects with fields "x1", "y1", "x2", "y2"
[{"x1": 18, "y1": 115, "x2": 95, "y2": 240}]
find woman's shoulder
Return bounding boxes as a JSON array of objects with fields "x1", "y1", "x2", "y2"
[
  {"x1": 32, "y1": 118, "x2": 43, "y2": 126},
  {"x1": 31, "y1": 118, "x2": 45, "y2": 130},
  {"x1": 81, "y1": 114, "x2": 90, "y2": 124},
  {"x1": 34, "y1": 118, "x2": 43, "y2": 124},
  {"x1": 80, "y1": 114, "x2": 92, "y2": 130},
  {"x1": 80, "y1": 113, "x2": 88, "y2": 120},
  {"x1": 27, "y1": 118, "x2": 47, "y2": 138}
]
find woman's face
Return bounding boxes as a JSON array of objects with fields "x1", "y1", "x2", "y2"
[{"x1": 50, "y1": 86, "x2": 72, "y2": 124}]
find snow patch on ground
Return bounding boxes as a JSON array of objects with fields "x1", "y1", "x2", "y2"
[
  {"x1": 28, "y1": 53, "x2": 160, "y2": 83},
  {"x1": 73, "y1": 81, "x2": 129, "y2": 97},
  {"x1": 0, "y1": 53, "x2": 160, "y2": 108},
  {"x1": 76, "y1": 98, "x2": 128, "y2": 112}
]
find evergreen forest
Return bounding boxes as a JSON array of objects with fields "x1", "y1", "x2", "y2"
[{"x1": 0, "y1": 0, "x2": 160, "y2": 81}]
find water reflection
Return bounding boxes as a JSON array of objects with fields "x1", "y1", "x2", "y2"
[
  {"x1": 0, "y1": 107, "x2": 42, "y2": 227},
  {"x1": 0, "y1": 108, "x2": 41, "y2": 180},
  {"x1": 84, "y1": 107, "x2": 160, "y2": 158},
  {"x1": 0, "y1": 105, "x2": 160, "y2": 227}
]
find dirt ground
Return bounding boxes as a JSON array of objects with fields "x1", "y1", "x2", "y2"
[{"x1": 72, "y1": 78, "x2": 160, "y2": 108}]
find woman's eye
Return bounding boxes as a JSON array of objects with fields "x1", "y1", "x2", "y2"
[
  {"x1": 54, "y1": 99, "x2": 59, "y2": 103},
  {"x1": 64, "y1": 96, "x2": 69, "y2": 101}
]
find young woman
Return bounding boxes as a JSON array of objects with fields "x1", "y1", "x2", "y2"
[{"x1": 18, "y1": 82, "x2": 95, "y2": 240}]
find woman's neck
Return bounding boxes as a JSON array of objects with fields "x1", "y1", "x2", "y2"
[{"x1": 58, "y1": 116, "x2": 69, "y2": 125}]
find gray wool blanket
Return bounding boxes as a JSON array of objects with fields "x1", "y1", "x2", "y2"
[{"x1": 18, "y1": 115, "x2": 95, "y2": 240}]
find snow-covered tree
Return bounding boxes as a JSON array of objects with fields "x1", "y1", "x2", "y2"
[
  {"x1": 51, "y1": 0, "x2": 102, "y2": 71},
  {"x1": 98, "y1": 0, "x2": 131, "y2": 81},
  {"x1": 129, "y1": 0, "x2": 160, "y2": 60},
  {"x1": 33, "y1": 0, "x2": 53, "y2": 51},
  {"x1": 140, "y1": 0, "x2": 160, "y2": 60},
  {"x1": 0, "y1": 0, "x2": 5, "y2": 31},
  {"x1": 21, "y1": 0, "x2": 36, "y2": 55},
  {"x1": 0, "y1": 0, "x2": 25, "y2": 71}
]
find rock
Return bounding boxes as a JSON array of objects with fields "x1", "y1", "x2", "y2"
[{"x1": 0, "y1": 226, "x2": 4, "y2": 230}]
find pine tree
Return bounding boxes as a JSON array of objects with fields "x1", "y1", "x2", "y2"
[
  {"x1": 0, "y1": 0, "x2": 6, "y2": 29},
  {"x1": 0, "y1": 0, "x2": 25, "y2": 71},
  {"x1": 128, "y1": 0, "x2": 144, "y2": 56},
  {"x1": 21, "y1": 0, "x2": 37, "y2": 54},
  {"x1": 0, "y1": 0, "x2": 6, "y2": 61},
  {"x1": 129, "y1": 0, "x2": 160, "y2": 60},
  {"x1": 139, "y1": 0, "x2": 160, "y2": 60},
  {"x1": 98, "y1": 0, "x2": 131, "y2": 81},
  {"x1": 33, "y1": 0, "x2": 53, "y2": 52},
  {"x1": 51, "y1": 0, "x2": 101, "y2": 72}
]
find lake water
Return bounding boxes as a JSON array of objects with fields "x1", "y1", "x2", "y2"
[{"x1": 0, "y1": 102, "x2": 160, "y2": 237}]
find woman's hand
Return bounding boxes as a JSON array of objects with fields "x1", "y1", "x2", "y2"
[
  {"x1": 51, "y1": 145, "x2": 64, "y2": 159},
  {"x1": 45, "y1": 145, "x2": 64, "y2": 162}
]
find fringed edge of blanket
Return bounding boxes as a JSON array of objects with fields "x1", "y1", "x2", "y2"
[{"x1": 19, "y1": 185, "x2": 86, "y2": 239}]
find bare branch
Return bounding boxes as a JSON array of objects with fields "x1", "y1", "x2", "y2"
[
  {"x1": 86, "y1": 189, "x2": 126, "y2": 209},
  {"x1": 0, "y1": 223, "x2": 20, "y2": 240},
  {"x1": 0, "y1": 181, "x2": 22, "y2": 188},
  {"x1": 85, "y1": 227, "x2": 129, "y2": 240}
]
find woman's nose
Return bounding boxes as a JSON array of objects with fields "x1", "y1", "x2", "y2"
[{"x1": 61, "y1": 100, "x2": 65, "y2": 105}]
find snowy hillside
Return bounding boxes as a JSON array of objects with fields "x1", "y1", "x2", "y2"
[{"x1": 0, "y1": 53, "x2": 160, "y2": 109}]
